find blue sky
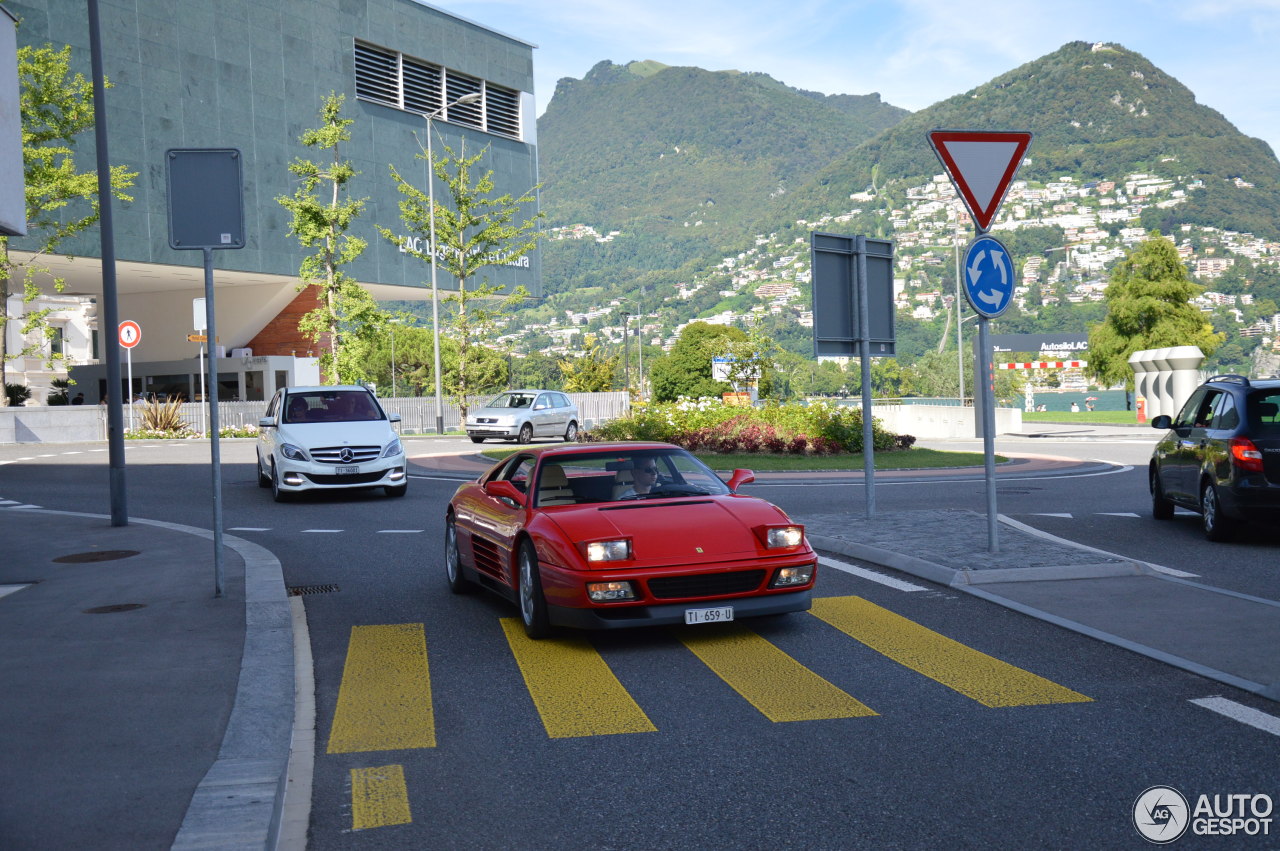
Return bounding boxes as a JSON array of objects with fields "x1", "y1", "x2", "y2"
[{"x1": 434, "y1": 0, "x2": 1280, "y2": 158}]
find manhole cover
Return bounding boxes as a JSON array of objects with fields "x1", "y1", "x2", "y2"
[
  {"x1": 288, "y1": 584, "x2": 340, "y2": 596},
  {"x1": 83, "y1": 603, "x2": 146, "y2": 614},
  {"x1": 54, "y1": 550, "x2": 141, "y2": 564}
]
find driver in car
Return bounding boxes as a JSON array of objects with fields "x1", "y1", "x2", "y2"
[{"x1": 616, "y1": 458, "x2": 661, "y2": 499}]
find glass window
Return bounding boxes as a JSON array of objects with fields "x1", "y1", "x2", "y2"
[
  {"x1": 1212, "y1": 394, "x2": 1240, "y2": 431},
  {"x1": 1248, "y1": 391, "x2": 1280, "y2": 434},
  {"x1": 1174, "y1": 389, "x2": 1220, "y2": 429},
  {"x1": 496, "y1": 455, "x2": 535, "y2": 493}
]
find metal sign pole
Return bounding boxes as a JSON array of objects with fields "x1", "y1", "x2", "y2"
[
  {"x1": 126, "y1": 346, "x2": 134, "y2": 432},
  {"x1": 199, "y1": 342, "x2": 206, "y2": 436},
  {"x1": 856, "y1": 236, "x2": 875, "y2": 519},
  {"x1": 202, "y1": 248, "x2": 225, "y2": 597},
  {"x1": 977, "y1": 316, "x2": 999, "y2": 552}
]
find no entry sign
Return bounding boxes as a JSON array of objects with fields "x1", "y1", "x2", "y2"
[{"x1": 118, "y1": 320, "x2": 141, "y2": 349}]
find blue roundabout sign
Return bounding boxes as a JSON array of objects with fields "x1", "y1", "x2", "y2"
[{"x1": 963, "y1": 235, "x2": 1015, "y2": 318}]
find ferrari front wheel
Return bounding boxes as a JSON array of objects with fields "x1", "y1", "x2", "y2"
[
  {"x1": 445, "y1": 515, "x2": 471, "y2": 594},
  {"x1": 518, "y1": 540, "x2": 551, "y2": 639}
]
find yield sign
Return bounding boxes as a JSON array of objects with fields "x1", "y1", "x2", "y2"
[{"x1": 928, "y1": 130, "x2": 1032, "y2": 231}]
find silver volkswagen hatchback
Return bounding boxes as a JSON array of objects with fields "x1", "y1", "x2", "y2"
[{"x1": 465, "y1": 390, "x2": 579, "y2": 444}]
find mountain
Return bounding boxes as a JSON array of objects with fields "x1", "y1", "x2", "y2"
[
  {"x1": 791, "y1": 41, "x2": 1280, "y2": 235},
  {"x1": 536, "y1": 61, "x2": 909, "y2": 295},
  {"x1": 519, "y1": 42, "x2": 1280, "y2": 366}
]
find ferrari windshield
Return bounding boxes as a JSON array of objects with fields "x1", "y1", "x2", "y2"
[{"x1": 531, "y1": 448, "x2": 732, "y2": 507}]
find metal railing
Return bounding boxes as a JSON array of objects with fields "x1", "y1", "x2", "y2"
[{"x1": 166, "y1": 391, "x2": 632, "y2": 435}]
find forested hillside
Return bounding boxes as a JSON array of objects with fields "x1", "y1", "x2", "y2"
[
  {"x1": 490, "y1": 41, "x2": 1280, "y2": 384},
  {"x1": 792, "y1": 42, "x2": 1280, "y2": 237},
  {"x1": 537, "y1": 60, "x2": 908, "y2": 297}
]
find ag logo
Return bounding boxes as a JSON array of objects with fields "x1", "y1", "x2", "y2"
[{"x1": 1133, "y1": 786, "x2": 1189, "y2": 844}]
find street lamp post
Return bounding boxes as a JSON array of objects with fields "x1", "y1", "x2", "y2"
[
  {"x1": 621, "y1": 311, "x2": 631, "y2": 390},
  {"x1": 909, "y1": 193, "x2": 968, "y2": 404},
  {"x1": 425, "y1": 91, "x2": 481, "y2": 434}
]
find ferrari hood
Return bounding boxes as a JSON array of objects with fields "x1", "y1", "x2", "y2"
[{"x1": 547, "y1": 496, "x2": 790, "y2": 564}]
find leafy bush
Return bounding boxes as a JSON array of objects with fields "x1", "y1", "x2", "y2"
[
  {"x1": 47, "y1": 378, "x2": 73, "y2": 405},
  {"x1": 138, "y1": 397, "x2": 190, "y2": 435},
  {"x1": 584, "y1": 397, "x2": 907, "y2": 454},
  {"x1": 5, "y1": 383, "x2": 32, "y2": 407}
]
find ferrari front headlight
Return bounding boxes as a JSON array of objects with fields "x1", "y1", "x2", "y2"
[
  {"x1": 585, "y1": 540, "x2": 631, "y2": 562},
  {"x1": 765, "y1": 526, "x2": 804, "y2": 548}
]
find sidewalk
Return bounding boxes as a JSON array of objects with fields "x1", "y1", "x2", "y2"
[{"x1": 0, "y1": 507, "x2": 297, "y2": 850}]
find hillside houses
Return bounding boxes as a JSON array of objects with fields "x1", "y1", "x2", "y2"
[{"x1": 532, "y1": 166, "x2": 1280, "y2": 367}]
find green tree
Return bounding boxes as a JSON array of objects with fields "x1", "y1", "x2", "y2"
[
  {"x1": 1, "y1": 44, "x2": 136, "y2": 393},
  {"x1": 1087, "y1": 233, "x2": 1222, "y2": 389},
  {"x1": 380, "y1": 138, "x2": 541, "y2": 420},
  {"x1": 277, "y1": 93, "x2": 381, "y2": 385},
  {"x1": 510, "y1": 351, "x2": 561, "y2": 390},
  {"x1": 646, "y1": 322, "x2": 748, "y2": 402},
  {"x1": 558, "y1": 341, "x2": 619, "y2": 392}
]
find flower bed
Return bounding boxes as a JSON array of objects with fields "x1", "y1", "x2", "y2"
[{"x1": 585, "y1": 398, "x2": 915, "y2": 455}]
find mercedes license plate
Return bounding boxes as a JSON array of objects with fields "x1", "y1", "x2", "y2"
[
  {"x1": 685, "y1": 606, "x2": 733, "y2": 625},
  {"x1": 335, "y1": 465, "x2": 360, "y2": 475}
]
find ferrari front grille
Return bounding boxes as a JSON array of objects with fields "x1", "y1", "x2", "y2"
[{"x1": 647, "y1": 570, "x2": 766, "y2": 600}]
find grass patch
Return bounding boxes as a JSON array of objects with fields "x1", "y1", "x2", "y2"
[
  {"x1": 478, "y1": 445, "x2": 996, "y2": 471},
  {"x1": 1022, "y1": 410, "x2": 1142, "y2": 425}
]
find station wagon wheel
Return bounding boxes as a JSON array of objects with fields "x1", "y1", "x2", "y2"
[
  {"x1": 1150, "y1": 468, "x2": 1174, "y2": 520},
  {"x1": 518, "y1": 540, "x2": 551, "y2": 638},
  {"x1": 563, "y1": 420, "x2": 578, "y2": 442},
  {"x1": 444, "y1": 515, "x2": 471, "y2": 594},
  {"x1": 1200, "y1": 480, "x2": 1233, "y2": 542},
  {"x1": 257, "y1": 453, "x2": 271, "y2": 488},
  {"x1": 517, "y1": 423, "x2": 534, "y2": 444}
]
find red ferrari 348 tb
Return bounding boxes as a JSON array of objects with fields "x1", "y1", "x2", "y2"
[{"x1": 445, "y1": 442, "x2": 817, "y2": 638}]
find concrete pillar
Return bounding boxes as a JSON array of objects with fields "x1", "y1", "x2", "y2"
[
  {"x1": 1165, "y1": 345, "x2": 1205, "y2": 417},
  {"x1": 1149, "y1": 347, "x2": 1173, "y2": 419},
  {"x1": 1129, "y1": 350, "x2": 1154, "y2": 422}
]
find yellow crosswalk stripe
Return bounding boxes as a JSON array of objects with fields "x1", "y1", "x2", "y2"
[
  {"x1": 327, "y1": 624, "x2": 436, "y2": 754},
  {"x1": 676, "y1": 625, "x2": 878, "y2": 722},
  {"x1": 500, "y1": 618, "x2": 657, "y2": 738},
  {"x1": 350, "y1": 764, "x2": 412, "y2": 830},
  {"x1": 810, "y1": 596, "x2": 1093, "y2": 708}
]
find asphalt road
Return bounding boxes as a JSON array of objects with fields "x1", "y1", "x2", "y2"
[{"x1": 2, "y1": 435, "x2": 1277, "y2": 848}]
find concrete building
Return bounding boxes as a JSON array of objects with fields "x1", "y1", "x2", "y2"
[{"x1": 5, "y1": 0, "x2": 540, "y2": 399}]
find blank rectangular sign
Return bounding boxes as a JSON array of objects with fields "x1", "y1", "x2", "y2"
[
  {"x1": 166, "y1": 148, "x2": 245, "y2": 250},
  {"x1": 810, "y1": 232, "x2": 895, "y2": 357}
]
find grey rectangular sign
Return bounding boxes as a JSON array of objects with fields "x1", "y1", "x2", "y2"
[
  {"x1": 811, "y1": 232, "x2": 895, "y2": 357},
  {"x1": 166, "y1": 148, "x2": 245, "y2": 250}
]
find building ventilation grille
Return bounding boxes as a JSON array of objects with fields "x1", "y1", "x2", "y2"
[{"x1": 354, "y1": 40, "x2": 522, "y2": 142}]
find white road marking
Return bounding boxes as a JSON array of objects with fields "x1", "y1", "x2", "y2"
[
  {"x1": 229, "y1": 527, "x2": 270, "y2": 532},
  {"x1": 7, "y1": 504, "x2": 42, "y2": 510},
  {"x1": 1098, "y1": 512, "x2": 1140, "y2": 518},
  {"x1": 1032, "y1": 513, "x2": 1073, "y2": 518},
  {"x1": 816, "y1": 555, "x2": 928, "y2": 592},
  {"x1": 0, "y1": 500, "x2": 19, "y2": 505},
  {"x1": 377, "y1": 529, "x2": 424, "y2": 534},
  {"x1": 301, "y1": 529, "x2": 343, "y2": 533},
  {"x1": 1191, "y1": 697, "x2": 1280, "y2": 737},
  {"x1": 0, "y1": 584, "x2": 30, "y2": 600},
  {"x1": 1147, "y1": 564, "x2": 1199, "y2": 579}
]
